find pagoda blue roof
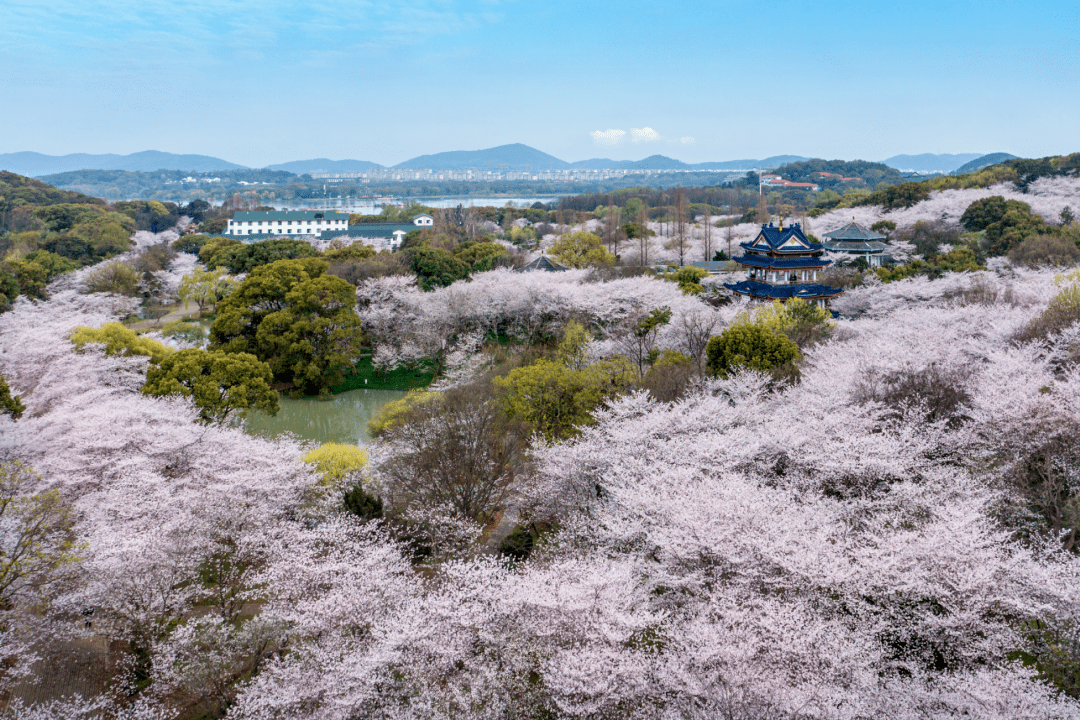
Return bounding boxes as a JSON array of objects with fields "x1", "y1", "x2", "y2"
[
  {"x1": 734, "y1": 255, "x2": 831, "y2": 269},
  {"x1": 740, "y1": 222, "x2": 824, "y2": 255},
  {"x1": 723, "y1": 280, "x2": 843, "y2": 300}
]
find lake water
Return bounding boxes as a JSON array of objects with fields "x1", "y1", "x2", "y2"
[
  {"x1": 244, "y1": 388, "x2": 407, "y2": 445},
  {"x1": 281, "y1": 196, "x2": 563, "y2": 214}
]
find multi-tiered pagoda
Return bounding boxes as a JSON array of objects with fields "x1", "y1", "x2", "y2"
[{"x1": 724, "y1": 221, "x2": 842, "y2": 306}]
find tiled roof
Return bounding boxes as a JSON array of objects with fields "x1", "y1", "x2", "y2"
[
  {"x1": 332, "y1": 223, "x2": 414, "y2": 239},
  {"x1": 823, "y1": 240, "x2": 890, "y2": 254},
  {"x1": 735, "y1": 256, "x2": 831, "y2": 269},
  {"x1": 723, "y1": 280, "x2": 843, "y2": 300},
  {"x1": 232, "y1": 210, "x2": 350, "y2": 222},
  {"x1": 822, "y1": 221, "x2": 887, "y2": 241},
  {"x1": 741, "y1": 223, "x2": 824, "y2": 254}
]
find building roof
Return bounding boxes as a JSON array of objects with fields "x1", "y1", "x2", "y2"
[
  {"x1": 735, "y1": 255, "x2": 832, "y2": 269},
  {"x1": 688, "y1": 261, "x2": 729, "y2": 273},
  {"x1": 333, "y1": 223, "x2": 415, "y2": 239},
  {"x1": 412, "y1": 213, "x2": 433, "y2": 220},
  {"x1": 822, "y1": 240, "x2": 890, "y2": 254},
  {"x1": 232, "y1": 210, "x2": 350, "y2": 222},
  {"x1": 740, "y1": 222, "x2": 823, "y2": 255},
  {"x1": 517, "y1": 255, "x2": 567, "y2": 272},
  {"x1": 723, "y1": 280, "x2": 843, "y2": 300},
  {"x1": 822, "y1": 220, "x2": 887, "y2": 241}
]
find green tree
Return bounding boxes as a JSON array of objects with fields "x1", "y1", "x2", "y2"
[
  {"x1": 960, "y1": 196, "x2": 1014, "y2": 231},
  {"x1": 454, "y1": 241, "x2": 506, "y2": 272},
  {"x1": 83, "y1": 261, "x2": 140, "y2": 296},
  {"x1": 0, "y1": 270, "x2": 19, "y2": 313},
  {"x1": 254, "y1": 275, "x2": 364, "y2": 394},
  {"x1": 198, "y1": 236, "x2": 242, "y2": 265},
  {"x1": 494, "y1": 357, "x2": 633, "y2": 441},
  {"x1": 671, "y1": 266, "x2": 708, "y2": 294},
  {"x1": 870, "y1": 220, "x2": 897, "y2": 236},
  {"x1": 179, "y1": 267, "x2": 236, "y2": 313},
  {"x1": 2, "y1": 260, "x2": 49, "y2": 300},
  {"x1": 549, "y1": 231, "x2": 616, "y2": 268},
  {"x1": 0, "y1": 374, "x2": 25, "y2": 420},
  {"x1": 210, "y1": 257, "x2": 329, "y2": 357},
  {"x1": 208, "y1": 239, "x2": 322, "y2": 274},
  {"x1": 23, "y1": 250, "x2": 78, "y2": 278},
  {"x1": 624, "y1": 307, "x2": 673, "y2": 377},
  {"x1": 410, "y1": 247, "x2": 471, "y2": 290},
  {"x1": 69, "y1": 322, "x2": 173, "y2": 364},
  {"x1": 142, "y1": 349, "x2": 279, "y2": 425},
  {"x1": 705, "y1": 323, "x2": 800, "y2": 378},
  {"x1": 0, "y1": 461, "x2": 81, "y2": 612}
]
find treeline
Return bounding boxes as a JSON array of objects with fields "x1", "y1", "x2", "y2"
[
  {"x1": 775, "y1": 159, "x2": 907, "y2": 187},
  {"x1": 37, "y1": 168, "x2": 300, "y2": 202}
]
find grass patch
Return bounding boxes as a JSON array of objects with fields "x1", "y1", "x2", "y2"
[{"x1": 332, "y1": 354, "x2": 436, "y2": 393}]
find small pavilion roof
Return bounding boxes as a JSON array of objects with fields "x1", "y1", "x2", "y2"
[
  {"x1": 822, "y1": 220, "x2": 887, "y2": 241},
  {"x1": 822, "y1": 239, "x2": 890, "y2": 254},
  {"x1": 723, "y1": 280, "x2": 843, "y2": 300},
  {"x1": 735, "y1": 255, "x2": 832, "y2": 269}
]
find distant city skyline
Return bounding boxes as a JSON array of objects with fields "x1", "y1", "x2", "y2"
[{"x1": 1, "y1": 0, "x2": 1076, "y2": 167}]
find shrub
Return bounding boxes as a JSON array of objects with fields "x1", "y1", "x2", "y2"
[
  {"x1": 705, "y1": 323, "x2": 800, "y2": 378},
  {"x1": 1015, "y1": 273, "x2": 1080, "y2": 343},
  {"x1": 302, "y1": 443, "x2": 369, "y2": 484},
  {"x1": 343, "y1": 484, "x2": 383, "y2": 521},
  {"x1": 853, "y1": 363, "x2": 972, "y2": 425},
  {"x1": 159, "y1": 320, "x2": 207, "y2": 344},
  {"x1": 379, "y1": 383, "x2": 531, "y2": 521},
  {"x1": 367, "y1": 390, "x2": 440, "y2": 438},
  {"x1": 69, "y1": 322, "x2": 172, "y2": 364},
  {"x1": 84, "y1": 261, "x2": 139, "y2": 296},
  {"x1": 896, "y1": 220, "x2": 962, "y2": 258},
  {"x1": 671, "y1": 266, "x2": 708, "y2": 294},
  {"x1": 172, "y1": 234, "x2": 211, "y2": 255},
  {"x1": 495, "y1": 357, "x2": 634, "y2": 441},
  {"x1": 1008, "y1": 235, "x2": 1080, "y2": 268},
  {"x1": 641, "y1": 350, "x2": 693, "y2": 402},
  {"x1": 499, "y1": 525, "x2": 535, "y2": 562},
  {"x1": 0, "y1": 373, "x2": 25, "y2": 420}
]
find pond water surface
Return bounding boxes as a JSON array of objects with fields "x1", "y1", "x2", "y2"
[{"x1": 244, "y1": 388, "x2": 407, "y2": 445}]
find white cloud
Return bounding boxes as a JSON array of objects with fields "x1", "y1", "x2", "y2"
[
  {"x1": 589, "y1": 129, "x2": 627, "y2": 146},
  {"x1": 630, "y1": 126, "x2": 660, "y2": 143},
  {"x1": 590, "y1": 126, "x2": 693, "y2": 147}
]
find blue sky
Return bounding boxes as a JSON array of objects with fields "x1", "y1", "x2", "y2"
[{"x1": 1, "y1": 0, "x2": 1076, "y2": 167}]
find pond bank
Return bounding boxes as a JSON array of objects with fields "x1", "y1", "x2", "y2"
[{"x1": 244, "y1": 388, "x2": 407, "y2": 445}]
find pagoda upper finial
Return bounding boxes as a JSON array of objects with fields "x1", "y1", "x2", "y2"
[{"x1": 778, "y1": 214, "x2": 784, "y2": 231}]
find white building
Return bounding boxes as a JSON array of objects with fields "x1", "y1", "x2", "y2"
[
  {"x1": 412, "y1": 214, "x2": 434, "y2": 227},
  {"x1": 226, "y1": 210, "x2": 351, "y2": 237}
]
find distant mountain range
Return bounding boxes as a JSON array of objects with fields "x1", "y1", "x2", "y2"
[
  {"x1": 0, "y1": 145, "x2": 1015, "y2": 177},
  {"x1": 264, "y1": 158, "x2": 384, "y2": 173},
  {"x1": 0, "y1": 150, "x2": 247, "y2": 176},
  {"x1": 951, "y1": 153, "x2": 1018, "y2": 175},
  {"x1": 879, "y1": 153, "x2": 984, "y2": 173}
]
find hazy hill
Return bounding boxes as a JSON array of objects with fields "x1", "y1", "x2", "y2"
[
  {"x1": 952, "y1": 153, "x2": 1019, "y2": 175},
  {"x1": 0, "y1": 171, "x2": 105, "y2": 209},
  {"x1": 777, "y1": 159, "x2": 906, "y2": 187},
  {"x1": 394, "y1": 143, "x2": 569, "y2": 171},
  {"x1": 881, "y1": 153, "x2": 984, "y2": 173},
  {"x1": 264, "y1": 158, "x2": 384, "y2": 173},
  {"x1": 0, "y1": 150, "x2": 247, "y2": 176}
]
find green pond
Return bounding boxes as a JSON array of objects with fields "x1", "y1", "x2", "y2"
[{"x1": 244, "y1": 389, "x2": 407, "y2": 445}]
